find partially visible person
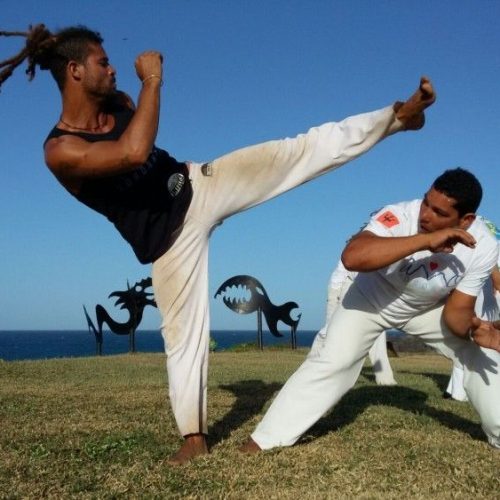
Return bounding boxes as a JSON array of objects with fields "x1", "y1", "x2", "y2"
[
  {"x1": 475, "y1": 218, "x2": 500, "y2": 320},
  {"x1": 242, "y1": 168, "x2": 500, "y2": 454},
  {"x1": 311, "y1": 259, "x2": 397, "y2": 386},
  {"x1": 445, "y1": 219, "x2": 500, "y2": 401}
]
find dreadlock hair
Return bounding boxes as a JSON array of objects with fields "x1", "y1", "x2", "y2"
[
  {"x1": 432, "y1": 167, "x2": 483, "y2": 216},
  {"x1": 0, "y1": 24, "x2": 103, "y2": 91}
]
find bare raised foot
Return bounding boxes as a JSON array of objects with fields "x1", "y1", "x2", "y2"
[
  {"x1": 239, "y1": 437, "x2": 262, "y2": 454},
  {"x1": 395, "y1": 76, "x2": 436, "y2": 130},
  {"x1": 167, "y1": 433, "x2": 209, "y2": 466}
]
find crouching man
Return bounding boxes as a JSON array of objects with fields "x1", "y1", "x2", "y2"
[{"x1": 242, "y1": 168, "x2": 500, "y2": 452}]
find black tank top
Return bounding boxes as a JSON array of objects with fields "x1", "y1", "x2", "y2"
[{"x1": 45, "y1": 107, "x2": 192, "y2": 264}]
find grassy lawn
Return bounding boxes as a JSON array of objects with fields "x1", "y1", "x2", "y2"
[{"x1": 1, "y1": 350, "x2": 499, "y2": 499}]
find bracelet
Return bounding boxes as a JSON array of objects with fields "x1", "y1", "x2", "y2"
[
  {"x1": 142, "y1": 74, "x2": 163, "y2": 86},
  {"x1": 467, "y1": 328, "x2": 475, "y2": 342}
]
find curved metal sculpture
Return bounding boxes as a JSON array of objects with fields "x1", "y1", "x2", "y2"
[
  {"x1": 214, "y1": 275, "x2": 301, "y2": 349},
  {"x1": 83, "y1": 277, "x2": 157, "y2": 355}
]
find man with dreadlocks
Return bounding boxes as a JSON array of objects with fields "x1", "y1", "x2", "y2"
[{"x1": 1, "y1": 24, "x2": 436, "y2": 464}]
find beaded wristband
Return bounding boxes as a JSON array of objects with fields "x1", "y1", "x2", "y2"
[{"x1": 142, "y1": 74, "x2": 163, "y2": 86}]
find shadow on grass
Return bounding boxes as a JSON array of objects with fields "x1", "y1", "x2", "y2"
[
  {"x1": 396, "y1": 369, "x2": 450, "y2": 393},
  {"x1": 208, "y1": 370, "x2": 484, "y2": 448},
  {"x1": 208, "y1": 380, "x2": 282, "y2": 447},
  {"x1": 303, "y1": 379, "x2": 484, "y2": 444},
  {"x1": 363, "y1": 369, "x2": 451, "y2": 394}
]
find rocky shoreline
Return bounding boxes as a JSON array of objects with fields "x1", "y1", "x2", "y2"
[{"x1": 387, "y1": 335, "x2": 434, "y2": 355}]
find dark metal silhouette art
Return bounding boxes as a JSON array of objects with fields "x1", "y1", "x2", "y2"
[
  {"x1": 83, "y1": 277, "x2": 157, "y2": 355},
  {"x1": 214, "y1": 275, "x2": 301, "y2": 349}
]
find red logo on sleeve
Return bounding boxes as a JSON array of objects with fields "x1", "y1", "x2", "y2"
[{"x1": 376, "y1": 211, "x2": 400, "y2": 228}]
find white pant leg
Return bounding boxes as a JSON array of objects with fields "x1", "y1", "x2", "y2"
[
  {"x1": 462, "y1": 347, "x2": 500, "y2": 448},
  {"x1": 199, "y1": 106, "x2": 401, "y2": 223},
  {"x1": 404, "y1": 306, "x2": 500, "y2": 447},
  {"x1": 311, "y1": 278, "x2": 396, "y2": 385},
  {"x1": 309, "y1": 279, "x2": 351, "y2": 358},
  {"x1": 152, "y1": 211, "x2": 212, "y2": 436},
  {"x1": 154, "y1": 106, "x2": 402, "y2": 437},
  {"x1": 444, "y1": 279, "x2": 499, "y2": 402},
  {"x1": 369, "y1": 331, "x2": 398, "y2": 386},
  {"x1": 445, "y1": 364, "x2": 469, "y2": 402},
  {"x1": 252, "y1": 283, "x2": 388, "y2": 449}
]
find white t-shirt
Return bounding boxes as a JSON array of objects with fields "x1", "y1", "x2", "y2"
[
  {"x1": 354, "y1": 199, "x2": 499, "y2": 326},
  {"x1": 475, "y1": 220, "x2": 500, "y2": 321}
]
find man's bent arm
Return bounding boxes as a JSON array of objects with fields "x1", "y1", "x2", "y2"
[
  {"x1": 341, "y1": 231, "x2": 429, "y2": 271},
  {"x1": 341, "y1": 228, "x2": 477, "y2": 272},
  {"x1": 442, "y1": 289, "x2": 476, "y2": 338},
  {"x1": 45, "y1": 52, "x2": 163, "y2": 183}
]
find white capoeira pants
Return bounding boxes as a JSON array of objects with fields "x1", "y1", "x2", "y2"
[
  {"x1": 251, "y1": 281, "x2": 500, "y2": 449},
  {"x1": 310, "y1": 275, "x2": 397, "y2": 386},
  {"x1": 446, "y1": 364, "x2": 468, "y2": 402},
  {"x1": 152, "y1": 105, "x2": 403, "y2": 436}
]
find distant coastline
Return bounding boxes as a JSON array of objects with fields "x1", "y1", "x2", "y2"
[
  {"x1": 0, "y1": 329, "x2": 429, "y2": 362},
  {"x1": 0, "y1": 329, "x2": 317, "y2": 362}
]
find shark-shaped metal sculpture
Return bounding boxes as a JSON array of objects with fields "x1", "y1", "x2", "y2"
[{"x1": 214, "y1": 275, "x2": 301, "y2": 349}]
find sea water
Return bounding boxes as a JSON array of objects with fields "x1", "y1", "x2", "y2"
[{"x1": 0, "y1": 329, "x2": 318, "y2": 361}]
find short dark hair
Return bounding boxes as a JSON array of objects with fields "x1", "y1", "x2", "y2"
[
  {"x1": 39, "y1": 26, "x2": 103, "y2": 90},
  {"x1": 432, "y1": 168, "x2": 482, "y2": 216}
]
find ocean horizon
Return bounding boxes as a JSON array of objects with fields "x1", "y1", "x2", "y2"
[{"x1": 0, "y1": 329, "x2": 320, "y2": 362}]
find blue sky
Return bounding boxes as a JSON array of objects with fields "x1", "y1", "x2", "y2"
[{"x1": 1, "y1": 1, "x2": 499, "y2": 332}]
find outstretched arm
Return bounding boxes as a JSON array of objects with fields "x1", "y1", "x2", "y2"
[
  {"x1": 45, "y1": 51, "x2": 163, "y2": 190},
  {"x1": 341, "y1": 228, "x2": 476, "y2": 272}
]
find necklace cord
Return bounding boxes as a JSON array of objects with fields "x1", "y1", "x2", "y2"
[{"x1": 59, "y1": 115, "x2": 108, "y2": 132}]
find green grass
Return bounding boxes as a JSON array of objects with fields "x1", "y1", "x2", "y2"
[{"x1": 1, "y1": 350, "x2": 499, "y2": 499}]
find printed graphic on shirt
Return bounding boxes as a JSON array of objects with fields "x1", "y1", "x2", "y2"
[
  {"x1": 114, "y1": 146, "x2": 161, "y2": 192},
  {"x1": 376, "y1": 210, "x2": 400, "y2": 228},
  {"x1": 399, "y1": 256, "x2": 463, "y2": 290}
]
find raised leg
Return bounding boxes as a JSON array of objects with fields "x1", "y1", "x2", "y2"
[{"x1": 195, "y1": 106, "x2": 402, "y2": 226}]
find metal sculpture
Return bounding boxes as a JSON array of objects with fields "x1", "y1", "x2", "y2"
[
  {"x1": 214, "y1": 275, "x2": 301, "y2": 349},
  {"x1": 83, "y1": 277, "x2": 157, "y2": 355}
]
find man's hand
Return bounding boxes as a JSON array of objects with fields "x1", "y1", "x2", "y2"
[
  {"x1": 394, "y1": 76, "x2": 436, "y2": 130},
  {"x1": 134, "y1": 51, "x2": 163, "y2": 84},
  {"x1": 426, "y1": 227, "x2": 476, "y2": 253},
  {"x1": 470, "y1": 317, "x2": 500, "y2": 352}
]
